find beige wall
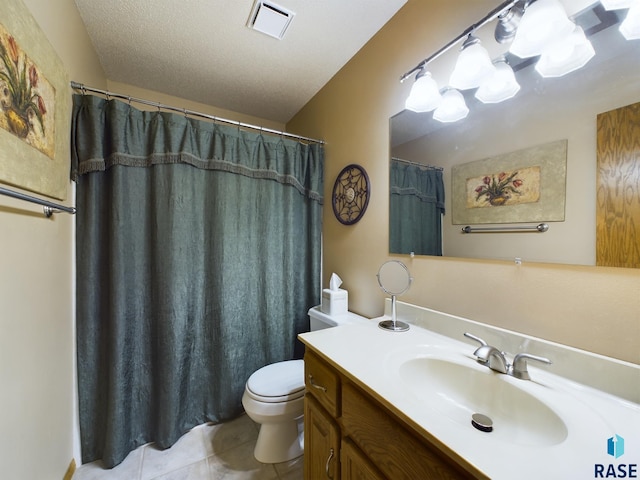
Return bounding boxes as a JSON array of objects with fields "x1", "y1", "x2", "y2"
[
  {"x1": 288, "y1": 0, "x2": 640, "y2": 364},
  {"x1": 0, "y1": 0, "x2": 103, "y2": 478}
]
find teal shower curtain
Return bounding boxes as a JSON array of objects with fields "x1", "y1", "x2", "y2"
[
  {"x1": 389, "y1": 159, "x2": 445, "y2": 256},
  {"x1": 71, "y1": 94, "x2": 323, "y2": 467}
]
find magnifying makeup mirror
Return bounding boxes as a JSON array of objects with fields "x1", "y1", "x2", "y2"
[{"x1": 377, "y1": 260, "x2": 412, "y2": 332}]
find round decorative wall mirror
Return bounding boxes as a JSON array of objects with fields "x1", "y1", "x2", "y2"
[
  {"x1": 376, "y1": 260, "x2": 412, "y2": 332},
  {"x1": 332, "y1": 164, "x2": 370, "y2": 225}
]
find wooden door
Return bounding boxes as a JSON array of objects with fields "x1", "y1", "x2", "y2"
[
  {"x1": 596, "y1": 101, "x2": 640, "y2": 268},
  {"x1": 304, "y1": 394, "x2": 340, "y2": 480}
]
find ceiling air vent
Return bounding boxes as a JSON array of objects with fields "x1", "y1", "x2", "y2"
[{"x1": 247, "y1": 0, "x2": 295, "y2": 40}]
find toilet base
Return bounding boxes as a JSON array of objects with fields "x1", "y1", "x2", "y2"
[{"x1": 254, "y1": 416, "x2": 304, "y2": 464}]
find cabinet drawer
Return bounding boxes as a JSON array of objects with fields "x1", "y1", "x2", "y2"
[{"x1": 304, "y1": 350, "x2": 340, "y2": 418}]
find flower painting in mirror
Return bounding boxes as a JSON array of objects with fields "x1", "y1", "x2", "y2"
[
  {"x1": 467, "y1": 167, "x2": 540, "y2": 209},
  {"x1": 452, "y1": 140, "x2": 567, "y2": 225},
  {"x1": 0, "y1": 0, "x2": 71, "y2": 200}
]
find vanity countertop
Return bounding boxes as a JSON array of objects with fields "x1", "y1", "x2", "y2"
[{"x1": 299, "y1": 313, "x2": 640, "y2": 479}]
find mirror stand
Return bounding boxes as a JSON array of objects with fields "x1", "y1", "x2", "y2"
[
  {"x1": 376, "y1": 260, "x2": 412, "y2": 332},
  {"x1": 378, "y1": 294, "x2": 410, "y2": 332}
]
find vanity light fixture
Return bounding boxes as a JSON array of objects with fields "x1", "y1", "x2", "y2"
[
  {"x1": 399, "y1": 0, "x2": 634, "y2": 124},
  {"x1": 449, "y1": 35, "x2": 497, "y2": 90},
  {"x1": 433, "y1": 88, "x2": 469, "y2": 123},
  {"x1": 535, "y1": 25, "x2": 595, "y2": 77},
  {"x1": 475, "y1": 57, "x2": 521, "y2": 103},
  {"x1": 405, "y1": 70, "x2": 442, "y2": 112},
  {"x1": 399, "y1": 0, "x2": 521, "y2": 124}
]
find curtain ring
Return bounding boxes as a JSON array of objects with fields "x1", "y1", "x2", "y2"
[
  {"x1": 128, "y1": 96, "x2": 132, "y2": 106},
  {"x1": 183, "y1": 108, "x2": 188, "y2": 118},
  {"x1": 81, "y1": 85, "x2": 86, "y2": 96}
]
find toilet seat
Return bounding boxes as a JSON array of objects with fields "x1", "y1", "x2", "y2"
[{"x1": 245, "y1": 359, "x2": 305, "y2": 403}]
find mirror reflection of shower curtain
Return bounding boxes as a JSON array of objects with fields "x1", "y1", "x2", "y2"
[
  {"x1": 389, "y1": 159, "x2": 445, "y2": 256},
  {"x1": 71, "y1": 94, "x2": 323, "y2": 468}
]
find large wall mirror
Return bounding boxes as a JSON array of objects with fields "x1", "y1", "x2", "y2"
[{"x1": 390, "y1": 2, "x2": 639, "y2": 266}]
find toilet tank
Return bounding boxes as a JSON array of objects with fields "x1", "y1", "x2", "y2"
[{"x1": 307, "y1": 306, "x2": 369, "y2": 331}]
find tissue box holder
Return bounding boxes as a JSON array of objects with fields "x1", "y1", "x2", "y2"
[{"x1": 321, "y1": 288, "x2": 348, "y2": 315}]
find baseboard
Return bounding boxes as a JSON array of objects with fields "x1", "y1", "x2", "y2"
[{"x1": 63, "y1": 458, "x2": 76, "y2": 480}]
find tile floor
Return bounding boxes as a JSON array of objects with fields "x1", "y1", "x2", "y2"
[{"x1": 73, "y1": 414, "x2": 303, "y2": 480}]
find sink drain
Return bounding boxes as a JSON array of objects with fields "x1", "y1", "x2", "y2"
[{"x1": 471, "y1": 413, "x2": 493, "y2": 432}]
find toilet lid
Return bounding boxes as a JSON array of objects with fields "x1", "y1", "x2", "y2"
[{"x1": 246, "y1": 360, "x2": 305, "y2": 402}]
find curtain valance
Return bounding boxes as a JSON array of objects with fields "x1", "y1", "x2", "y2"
[{"x1": 71, "y1": 94, "x2": 323, "y2": 203}]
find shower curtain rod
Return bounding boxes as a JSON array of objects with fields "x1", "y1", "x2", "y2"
[
  {"x1": 70, "y1": 81, "x2": 325, "y2": 145},
  {"x1": 391, "y1": 157, "x2": 443, "y2": 171}
]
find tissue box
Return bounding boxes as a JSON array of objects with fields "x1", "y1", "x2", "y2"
[{"x1": 321, "y1": 288, "x2": 348, "y2": 315}]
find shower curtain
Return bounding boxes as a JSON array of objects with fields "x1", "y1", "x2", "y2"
[
  {"x1": 389, "y1": 159, "x2": 445, "y2": 256},
  {"x1": 71, "y1": 94, "x2": 323, "y2": 467}
]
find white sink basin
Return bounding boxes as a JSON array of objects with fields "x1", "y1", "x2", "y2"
[{"x1": 398, "y1": 355, "x2": 568, "y2": 447}]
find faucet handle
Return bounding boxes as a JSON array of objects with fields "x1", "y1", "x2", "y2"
[
  {"x1": 463, "y1": 332, "x2": 488, "y2": 347},
  {"x1": 511, "y1": 353, "x2": 552, "y2": 380}
]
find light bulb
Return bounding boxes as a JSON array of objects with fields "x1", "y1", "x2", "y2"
[
  {"x1": 433, "y1": 89, "x2": 469, "y2": 123},
  {"x1": 535, "y1": 26, "x2": 595, "y2": 77},
  {"x1": 510, "y1": 0, "x2": 575, "y2": 58},
  {"x1": 449, "y1": 36, "x2": 496, "y2": 90},
  {"x1": 405, "y1": 71, "x2": 442, "y2": 113},
  {"x1": 620, "y1": 4, "x2": 640, "y2": 40},
  {"x1": 600, "y1": 0, "x2": 636, "y2": 10},
  {"x1": 475, "y1": 59, "x2": 521, "y2": 103}
]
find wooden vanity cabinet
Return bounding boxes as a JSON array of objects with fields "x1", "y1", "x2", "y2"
[{"x1": 304, "y1": 349, "x2": 486, "y2": 480}]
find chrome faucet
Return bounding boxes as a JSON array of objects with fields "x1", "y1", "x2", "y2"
[
  {"x1": 463, "y1": 332, "x2": 551, "y2": 380},
  {"x1": 463, "y1": 332, "x2": 509, "y2": 373},
  {"x1": 474, "y1": 345, "x2": 509, "y2": 374}
]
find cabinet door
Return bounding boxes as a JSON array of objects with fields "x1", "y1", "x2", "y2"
[
  {"x1": 341, "y1": 439, "x2": 386, "y2": 480},
  {"x1": 305, "y1": 394, "x2": 340, "y2": 480},
  {"x1": 342, "y1": 382, "x2": 481, "y2": 479}
]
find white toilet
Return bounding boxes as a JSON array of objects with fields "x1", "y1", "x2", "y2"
[{"x1": 242, "y1": 306, "x2": 367, "y2": 464}]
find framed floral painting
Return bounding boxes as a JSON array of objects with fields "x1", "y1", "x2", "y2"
[
  {"x1": 0, "y1": 0, "x2": 70, "y2": 200},
  {"x1": 451, "y1": 139, "x2": 567, "y2": 225}
]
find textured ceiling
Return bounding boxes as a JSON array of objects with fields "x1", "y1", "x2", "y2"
[{"x1": 73, "y1": 0, "x2": 407, "y2": 123}]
